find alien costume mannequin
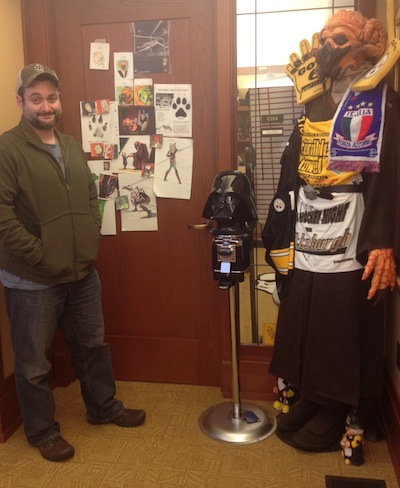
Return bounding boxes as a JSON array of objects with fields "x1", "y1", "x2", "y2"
[{"x1": 262, "y1": 10, "x2": 399, "y2": 452}]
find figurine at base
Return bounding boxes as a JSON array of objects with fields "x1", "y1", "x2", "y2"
[
  {"x1": 340, "y1": 408, "x2": 364, "y2": 466},
  {"x1": 273, "y1": 377, "x2": 297, "y2": 414}
]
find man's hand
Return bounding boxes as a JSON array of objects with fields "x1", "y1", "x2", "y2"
[
  {"x1": 285, "y1": 33, "x2": 327, "y2": 105},
  {"x1": 362, "y1": 248, "x2": 396, "y2": 300}
]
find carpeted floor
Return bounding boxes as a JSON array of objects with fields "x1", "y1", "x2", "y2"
[{"x1": 0, "y1": 381, "x2": 398, "y2": 488}]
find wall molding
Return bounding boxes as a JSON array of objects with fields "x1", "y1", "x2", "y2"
[
  {"x1": 0, "y1": 374, "x2": 21, "y2": 443},
  {"x1": 383, "y1": 370, "x2": 400, "y2": 483}
]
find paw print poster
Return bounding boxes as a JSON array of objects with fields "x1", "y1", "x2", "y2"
[
  {"x1": 80, "y1": 99, "x2": 119, "y2": 154},
  {"x1": 154, "y1": 84, "x2": 192, "y2": 138}
]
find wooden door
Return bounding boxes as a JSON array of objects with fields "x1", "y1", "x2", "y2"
[{"x1": 21, "y1": 0, "x2": 236, "y2": 387}]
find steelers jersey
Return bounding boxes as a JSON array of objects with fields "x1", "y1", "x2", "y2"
[{"x1": 295, "y1": 117, "x2": 364, "y2": 273}]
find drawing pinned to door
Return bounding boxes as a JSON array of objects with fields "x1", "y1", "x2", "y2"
[
  {"x1": 80, "y1": 99, "x2": 119, "y2": 153},
  {"x1": 153, "y1": 137, "x2": 193, "y2": 200},
  {"x1": 154, "y1": 84, "x2": 192, "y2": 138},
  {"x1": 132, "y1": 20, "x2": 170, "y2": 73},
  {"x1": 119, "y1": 173, "x2": 158, "y2": 232},
  {"x1": 90, "y1": 41, "x2": 110, "y2": 70}
]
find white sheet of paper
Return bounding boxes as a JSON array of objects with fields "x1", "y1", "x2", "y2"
[
  {"x1": 80, "y1": 100, "x2": 119, "y2": 153},
  {"x1": 154, "y1": 84, "x2": 192, "y2": 138},
  {"x1": 153, "y1": 137, "x2": 193, "y2": 200}
]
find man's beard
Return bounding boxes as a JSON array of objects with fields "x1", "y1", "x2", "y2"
[{"x1": 24, "y1": 109, "x2": 62, "y2": 130}]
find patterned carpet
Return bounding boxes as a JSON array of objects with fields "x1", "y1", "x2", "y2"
[{"x1": 0, "y1": 381, "x2": 398, "y2": 488}]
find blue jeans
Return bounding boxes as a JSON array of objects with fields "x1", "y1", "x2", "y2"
[{"x1": 4, "y1": 268, "x2": 124, "y2": 445}]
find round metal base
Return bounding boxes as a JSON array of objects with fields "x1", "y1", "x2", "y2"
[{"x1": 199, "y1": 401, "x2": 277, "y2": 444}]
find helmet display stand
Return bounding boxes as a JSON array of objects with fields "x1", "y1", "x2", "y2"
[
  {"x1": 199, "y1": 170, "x2": 277, "y2": 444},
  {"x1": 199, "y1": 281, "x2": 277, "y2": 444}
]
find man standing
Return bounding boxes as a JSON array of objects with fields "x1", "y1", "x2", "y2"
[{"x1": 0, "y1": 64, "x2": 145, "y2": 462}]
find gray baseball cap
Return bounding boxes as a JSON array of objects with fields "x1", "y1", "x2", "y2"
[{"x1": 16, "y1": 63, "x2": 60, "y2": 93}]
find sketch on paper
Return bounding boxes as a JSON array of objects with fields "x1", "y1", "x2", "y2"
[
  {"x1": 119, "y1": 173, "x2": 158, "y2": 232},
  {"x1": 153, "y1": 137, "x2": 193, "y2": 200}
]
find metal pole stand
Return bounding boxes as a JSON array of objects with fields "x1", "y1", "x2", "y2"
[{"x1": 199, "y1": 282, "x2": 277, "y2": 444}]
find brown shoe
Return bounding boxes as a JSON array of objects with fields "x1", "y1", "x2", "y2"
[
  {"x1": 110, "y1": 409, "x2": 146, "y2": 427},
  {"x1": 87, "y1": 408, "x2": 146, "y2": 427},
  {"x1": 37, "y1": 436, "x2": 75, "y2": 462}
]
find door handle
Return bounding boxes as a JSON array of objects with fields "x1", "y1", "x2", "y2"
[{"x1": 187, "y1": 222, "x2": 211, "y2": 230}]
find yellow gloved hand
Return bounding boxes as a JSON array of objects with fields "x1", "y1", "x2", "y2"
[{"x1": 285, "y1": 33, "x2": 328, "y2": 105}]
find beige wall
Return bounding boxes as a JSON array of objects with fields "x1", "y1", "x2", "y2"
[
  {"x1": 0, "y1": 0, "x2": 24, "y2": 377},
  {"x1": 0, "y1": 0, "x2": 24, "y2": 133}
]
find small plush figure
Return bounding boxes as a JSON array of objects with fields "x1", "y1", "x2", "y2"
[
  {"x1": 340, "y1": 408, "x2": 364, "y2": 466},
  {"x1": 273, "y1": 377, "x2": 297, "y2": 413}
]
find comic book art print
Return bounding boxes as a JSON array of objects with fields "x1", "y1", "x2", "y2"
[
  {"x1": 111, "y1": 135, "x2": 152, "y2": 174},
  {"x1": 134, "y1": 78, "x2": 154, "y2": 105},
  {"x1": 118, "y1": 105, "x2": 155, "y2": 136},
  {"x1": 114, "y1": 52, "x2": 134, "y2": 80},
  {"x1": 119, "y1": 173, "x2": 158, "y2": 231}
]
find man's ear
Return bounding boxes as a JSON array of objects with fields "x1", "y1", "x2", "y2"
[{"x1": 16, "y1": 94, "x2": 23, "y2": 110}]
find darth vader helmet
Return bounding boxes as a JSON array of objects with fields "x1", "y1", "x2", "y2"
[{"x1": 202, "y1": 170, "x2": 257, "y2": 234}]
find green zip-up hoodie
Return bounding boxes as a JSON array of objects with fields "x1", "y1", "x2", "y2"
[{"x1": 0, "y1": 117, "x2": 101, "y2": 285}]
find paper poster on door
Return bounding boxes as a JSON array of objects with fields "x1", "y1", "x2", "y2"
[
  {"x1": 118, "y1": 105, "x2": 155, "y2": 136},
  {"x1": 132, "y1": 20, "x2": 170, "y2": 73},
  {"x1": 114, "y1": 52, "x2": 134, "y2": 105},
  {"x1": 153, "y1": 137, "x2": 193, "y2": 200},
  {"x1": 80, "y1": 100, "x2": 119, "y2": 153},
  {"x1": 119, "y1": 173, "x2": 158, "y2": 232},
  {"x1": 114, "y1": 52, "x2": 134, "y2": 80},
  {"x1": 134, "y1": 78, "x2": 154, "y2": 105},
  {"x1": 90, "y1": 42, "x2": 110, "y2": 70},
  {"x1": 154, "y1": 84, "x2": 192, "y2": 138},
  {"x1": 87, "y1": 160, "x2": 117, "y2": 236}
]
